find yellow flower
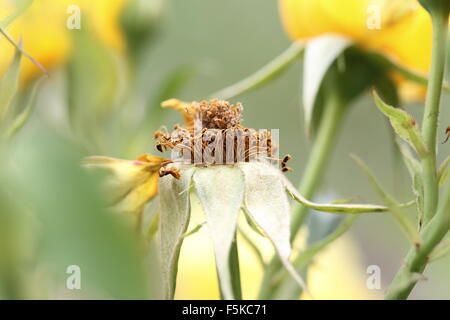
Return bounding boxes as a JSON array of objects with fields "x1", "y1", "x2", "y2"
[
  {"x1": 0, "y1": 0, "x2": 129, "y2": 84},
  {"x1": 83, "y1": 154, "x2": 171, "y2": 214},
  {"x1": 279, "y1": 0, "x2": 432, "y2": 101}
]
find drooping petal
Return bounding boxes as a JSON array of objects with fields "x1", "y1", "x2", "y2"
[
  {"x1": 193, "y1": 166, "x2": 245, "y2": 300},
  {"x1": 240, "y1": 161, "x2": 310, "y2": 294},
  {"x1": 83, "y1": 154, "x2": 169, "y2": 213},
  {"x1": 159, "y1": 165, "x2": 195, "y2": 299},
  {"x1": 239, "y1": 162, "x2": 291, "y2": 260}
]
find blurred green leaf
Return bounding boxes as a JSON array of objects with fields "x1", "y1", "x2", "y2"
[
  {"x1": 373, "y1": 90, "x2": 428, "y2": 157},
  {"x1": 15, "y1": 128, "x2": 149, "y2": 299},
  {"x1": 193, "y1": 166, "x2": 244, "y2": 300}
]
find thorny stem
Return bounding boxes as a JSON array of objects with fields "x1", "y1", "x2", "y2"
[
  {"x1": 258, "y1": 88, "x2": 346, "y2": 299},
  {"x1": 386, "y1": 182, "x2": 450, "y2": 299},
  {"x1": 385, "y1": 3, "x2": 449, "y2": 299},
  {"x1": 421, "y1": 8, "x2": 448, "y2": 226}
]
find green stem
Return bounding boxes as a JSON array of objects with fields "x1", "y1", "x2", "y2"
[
  {"x1": 385, "y1": 5, "x2": 449, "y2": 299},
  {"x1": 385, "y1": 181, "x2": 450, "y2": 299},
  {"x1": 210, "y1": 41, "x2": 305, "y2": 100},
  {"x1": 258, "y1": 88, "x2": 346, "y2": 299},
  {"x1": 421, "y1": 9, "x2": 448, "y2": 226}
]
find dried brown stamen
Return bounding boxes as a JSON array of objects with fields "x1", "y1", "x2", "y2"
[{"x1": 154, "y1": 99, "x2": 284, "y2": 168}]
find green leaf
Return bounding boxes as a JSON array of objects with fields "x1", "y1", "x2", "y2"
[
  {"x1": 0, "y1": 44, "x2": 22, "y2": 122},
  {"x1": 373, "y1": 90, "x2": 428, "y2": 157},
  {"x1": 351, "y1": 154, "x2": 421, "y2": 245},
  {"x1": 239, "y1": 162, "x2": 309, "y2": 295},
  {"x1": 303, "y1": 35, "x2": 352, "y2": 134},
  {"x1": 193, "y1": 166, "x2": 245, "y2": 300},
  {"x1": 159, "y1": 165, "x2": 195, "y2": 299}
]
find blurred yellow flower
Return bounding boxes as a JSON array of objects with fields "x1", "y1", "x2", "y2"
[
  {"x1": 279, "y1": 0, "x2": 432, "y2": 101},
  {"x1": 0, "y1": 0, "x2": 129, "y2": 84}
]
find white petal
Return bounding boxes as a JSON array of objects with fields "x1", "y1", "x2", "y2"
[
  {"x1": 240, "y1": 162, "x2": 310, "y2": 295},
  {"x1": 193, "y1": 166, "x2": 244, "y2": 300},
  {"x1": 239, "y1": 162, "x2": 291, "y2": 259}
]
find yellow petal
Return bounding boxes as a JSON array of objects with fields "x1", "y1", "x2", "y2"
[
  {"x1": 368, "y1": 5, "x2": 432, "y2": 75},
  {"x1": 84, "y1": 154, "x2": 168, "y2": 213},
  {"x1": 278, "y1": 0, "x2": 432, "y2": 102}
]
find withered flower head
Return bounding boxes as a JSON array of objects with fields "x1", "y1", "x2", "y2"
[{"x1": 156, "y1": 99, "x2": 277, "y2": 167}]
